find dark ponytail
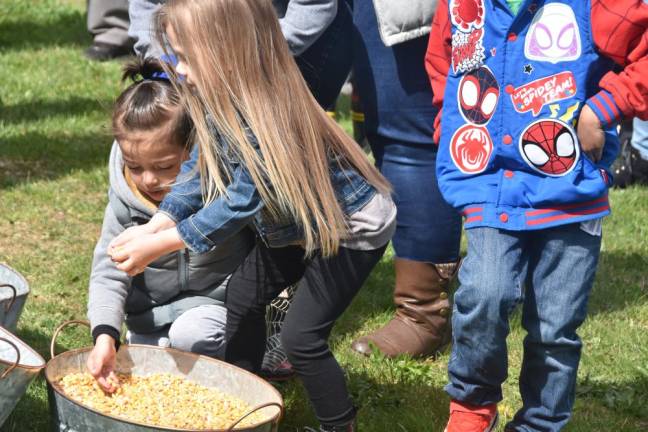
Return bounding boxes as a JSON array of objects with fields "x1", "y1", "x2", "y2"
[{"x1": 112, "y1": 57, "x2": 192, "y2": 148}]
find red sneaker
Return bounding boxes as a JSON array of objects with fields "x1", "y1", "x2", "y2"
[{"x1": 444, "y1": 400, "x2": 498, "y2": 432}]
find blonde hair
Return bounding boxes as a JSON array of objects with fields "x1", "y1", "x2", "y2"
[{"x1": 157, "y1": 0, "x2": 390, "y2": 256}]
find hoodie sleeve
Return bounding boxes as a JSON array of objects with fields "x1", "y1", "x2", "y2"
[
  {"x1": 87, "y1": 204, "x2": 132, "y2": 337},
  {"x1": 586, "y1": 0, "x2": 648, "y2": 127},
  {"x1": 279, "y1": 0, "x2": 338, "y2": 56},
  {"x1": 129, "y1": 0, "x2": 337, "y2": 58},
  {"x1": 129, "y1": 0, "x2": 166, "y2": 58},
  {"x1": 424, "y1": 0, "x2": 452, "y2": 143}
]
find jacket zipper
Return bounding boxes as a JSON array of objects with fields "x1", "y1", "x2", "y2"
[{"x1": 178, "y1": 250, "x2": 188, "y2": 291}]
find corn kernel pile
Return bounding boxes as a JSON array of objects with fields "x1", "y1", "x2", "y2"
[{"x1": 59, "y1": 372, "x2": 266, "y2": 429}]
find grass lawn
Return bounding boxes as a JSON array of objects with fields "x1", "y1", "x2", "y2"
[{"x1": 1, "y1": 1, "x2": 647, "y2": 431}]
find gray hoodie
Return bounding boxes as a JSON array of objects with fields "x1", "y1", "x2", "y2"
[
  {"x1": 87, "y1": 143, "x2": 253, "y2": 335},
  {"x1": 129, "y1": 0, "x2": 338, "y2": 58}
]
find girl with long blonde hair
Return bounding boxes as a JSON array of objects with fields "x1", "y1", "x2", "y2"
[{"x1": 109, "y1": 0, "x2": 396, "y2": 429}]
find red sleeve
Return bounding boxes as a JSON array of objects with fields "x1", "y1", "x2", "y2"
[
  {"x1": 587, "y1": 0, "x2": 648, "y2": 125},
  {"x1": 425, "y1": 0, "x2": 452, "y2": 143}
]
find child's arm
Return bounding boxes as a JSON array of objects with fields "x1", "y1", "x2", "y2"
[
  {"x1": 157, "y1": 145, "x2": 205, "y2": 225},
  {"x1": 110, "y1": 157, "x2": 264, "y2": 275},
  {"x1": 424, "y1": 0, "x2": 451, "y2": 144},
  {"x1": 586, "y1": 0, "x2": 648, "y2": 127},
  {"x1": 87, "y1": 205, "x2": 132, "y2": 392},
  {"x1": 109, "y1": 146, "x2": 203, "y2": 251}
]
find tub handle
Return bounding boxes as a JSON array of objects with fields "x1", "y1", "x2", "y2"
[
  {"x1": 50, "y1": 320, "x2": 90, "y2": 359},
  {"x1": 226, "y1": 401, "x2": 284, "y2": 431},
  {"x1": 0, "y1": 284, "x2": 17, "y2": 313},
  {"x1": 0, "y1": 336, "x2": 20, "y2": 379}
]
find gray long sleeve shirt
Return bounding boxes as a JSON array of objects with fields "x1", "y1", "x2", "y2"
[{"x1": 129, "y1": 0, "x2": 338, "y2": 58}]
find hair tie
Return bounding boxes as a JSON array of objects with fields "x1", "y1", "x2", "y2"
[{"x1": 152, "y1": 54, "x2": 180, "y2": 81}]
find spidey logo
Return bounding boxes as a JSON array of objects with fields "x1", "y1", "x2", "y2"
[
  {"x1": 457, "y1": 66, "x2": 499, "y2": 125},
  {"x1": 450, "y1": 125, "x2": 493, "y2": 174},
  {"x1": 519, "y1": 119, "x2": 580, "y2": 177},
  {"x1": 450, "y1": 0, "x2": 485, "y2": 32}
]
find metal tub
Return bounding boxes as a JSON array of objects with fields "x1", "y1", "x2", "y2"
[
  {"x1": 45, "y1": 321, "x2": 284, "y2": 432},
  {"x1": 0, "y1": 326, "x2": 46, "y2": 427},
  {"x1": 0, "y1": 263, "x2": 30, "y2": 332}
]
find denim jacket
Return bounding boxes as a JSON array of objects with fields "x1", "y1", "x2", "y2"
[{"x1": 159, "y1": 130, "x2": 376, "y2": 253}]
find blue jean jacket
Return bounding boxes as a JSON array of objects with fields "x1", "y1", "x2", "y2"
[{"x1": 159, "y1": 132, "x2": 376, "y2": 253}]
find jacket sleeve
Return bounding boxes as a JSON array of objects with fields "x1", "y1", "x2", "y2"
[
  {"x1": 424, "y1": 0, "x2": 452, "y2": 143},
  {"x1": 586, "y1": 0, "x2": 648, "y2": 127},
  {"x1": 128, "y1": 0, "x2": 166, "y2": 58},
  {"x1": 157, "y1": 145, "x2": 204, "y2": 224},
  {"x1": 87, "y1": 205, "x2": 132, "y2": 337},
  {"x1": 172, "y1": 160, "x2": 264, "y2": 254},
  {"x1": 280, "y1": 0, "x2": 338, "y2": 56}
]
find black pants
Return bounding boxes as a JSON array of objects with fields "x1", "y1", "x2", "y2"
[{"x1": 225, "y1": 241, "x2": 386, "y2": 426}]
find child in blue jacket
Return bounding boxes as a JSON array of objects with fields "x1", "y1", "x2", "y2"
[{"x1": 426, "y1": 0, "x2": 648, "y2": 431}]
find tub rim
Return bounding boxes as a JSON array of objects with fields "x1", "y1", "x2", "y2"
[
  {"x1": 45, "y1": 343, "x2": 284, "y2": 432},
  {"x1": 0, "y1": 326, "x2": 45, "y2": 372}
]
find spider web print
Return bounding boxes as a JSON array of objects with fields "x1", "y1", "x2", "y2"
[{"x1": 261, "y1": 285, "x2": 296, "y2": 371}]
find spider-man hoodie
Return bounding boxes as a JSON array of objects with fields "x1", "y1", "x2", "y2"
[{"x1": 426, "y1": 0, "x2": 648, "y2": 230}]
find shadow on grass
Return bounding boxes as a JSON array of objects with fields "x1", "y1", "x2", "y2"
[
  {"x1": 0, "y1": 97, "x2": 112, "y2": 125},
  {"x1": 587, "y1": 251, "x2": 648, "y2": 316},
  {"x1": 0, "y1": 380, "x2": 50, "y2": 432},
  {"x1": 277, "y1": 364, "x2": 448, "y2": 431},
  {"x1": 0, "y1": 130, "x2": 112, "y2": 189},
  {"x1": 576, "y1": 373, "x2": 648, "y2": 421},
  {"x1": 0, "y1": 9, "x2": 89, "y2": 52}
]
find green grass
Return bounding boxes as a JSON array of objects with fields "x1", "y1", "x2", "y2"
[{"x1": 1, "y1": 1, "x2": 647, "y2": 431}]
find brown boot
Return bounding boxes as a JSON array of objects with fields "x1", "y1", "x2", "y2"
[{"x1": 351, "y1": 258, "x2": 460, "y2": 358}]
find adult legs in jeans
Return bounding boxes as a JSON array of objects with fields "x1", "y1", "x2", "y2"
[
  {"x1": 225, "y1": 242, "x2": 386, "y2": 427},
  {"x1": 350, "y1": 0, "x2": 462, "y2": 358},
  {"x1": 627, "y1": 118, "x2": 648, "y2": 184},
  {"x1": 509, "y1": 225, "x2": 601, "y2": 432},
  {"x1": 447, "y1": 226, "x2": 601, "y2": 432}
]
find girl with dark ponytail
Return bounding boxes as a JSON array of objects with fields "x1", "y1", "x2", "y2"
[{"x1": 85, "y1": 57, "x2": 256, "y2": 392}]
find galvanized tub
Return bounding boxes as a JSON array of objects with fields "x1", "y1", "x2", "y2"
[
  {"x1": 46, "y1": 321, "x2": 284, "y2": 432},
  {"x1": 0, "y1": 263, "x2": 30, "y2": 332},
  {"x1": 0, "y1": 326, "x2": 46, "y2": 427}
]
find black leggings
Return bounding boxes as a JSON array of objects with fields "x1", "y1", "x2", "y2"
[{"x1": 224, "y1": 241, "x2": 386, "y2": 426}]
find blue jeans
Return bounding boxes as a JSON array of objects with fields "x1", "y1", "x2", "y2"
[
  {"x1": 352, "y1": 0, "x2": 438, "y2": 145},
  {"x1": 631, "y1": 118, "x2": 648, "y2": 160},
  {"x1": 353, "y1": 0, "x2": 462, "y2": 262},
  {"x1": 371, "y1": 137, "x2": 461, "y2": 262},
  {"x1": 446, "y1": 224, "x2": 602, "y2": 432}
]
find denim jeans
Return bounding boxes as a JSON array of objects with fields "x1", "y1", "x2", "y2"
[
  {"x1": 352, "y1": 0, "x2": 439, "y2": 145},
  {"x1": 631, "y1": 118, "x2": 648, "y2": 160},
  {"x1": 352, "y1": 0, "x2": 462, "y2": 262},
  {"x1": 446, "y1": 224, "x2": 602, "y2": 432},
  {"x1": 370, "y1": 136, "x2": 461, "y2": 262}
]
